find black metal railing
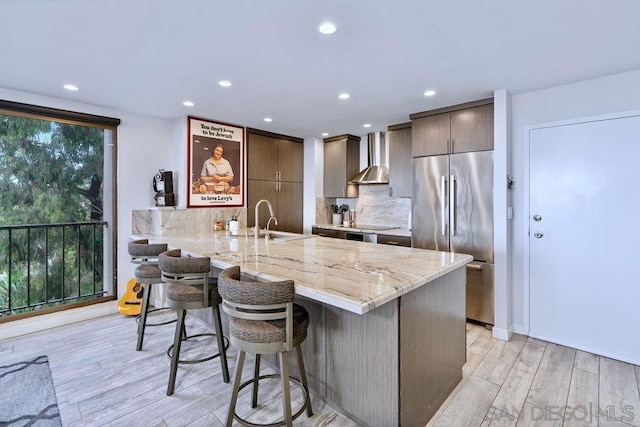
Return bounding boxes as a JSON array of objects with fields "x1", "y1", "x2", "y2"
[{"x1": 0, "y1": 221, "x2": 109, "y2": 318}]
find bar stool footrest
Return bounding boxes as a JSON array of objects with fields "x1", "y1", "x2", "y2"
[
  {"x1": 136, "y1": 307, "x2": 177, "y2": 327},
  {"x1": 166, "y1": 333, "x2": 229, "y2": 365},
  {"x1": 233, "y1": 373, "x2": 310, "y2": 427}
]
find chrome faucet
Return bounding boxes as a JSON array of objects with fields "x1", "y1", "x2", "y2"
[{"x1": 254, "y1": 199, "x2": 276, "y2": 239}]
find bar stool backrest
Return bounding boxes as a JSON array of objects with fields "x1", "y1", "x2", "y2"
[
  {"x1": 218, "y1": 266, "x2": 296, "y2": 351},
  {"x1": 159, "y1": 249, "x2": 212, "y2": 307},
  {"x1": 128, "y1": 239, "x2": 167, "y2": 265}
]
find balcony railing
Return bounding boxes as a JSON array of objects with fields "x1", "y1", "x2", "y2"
[{"x1": 0, "y1": 221, "x2": 110, "y2": 319}]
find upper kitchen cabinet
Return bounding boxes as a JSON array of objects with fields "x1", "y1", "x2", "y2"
[
  {"x1": 449, "y1": 103, "x2": 494, "y2": 153},
  {"x1": 387, "y1": 122, "x2": 412, "y2": 198},
  {"x1": 247, "y1": 131, "x2": 303, "y2": 183},
  {"x1": 247, "y1": 128, "x2": 304, "y2": 233},
  {"x1": 410, "y1": 99, "x2": 494, "y2": 157},
  {"x1": 411, "y1": 113, "x2": 450, "y2": 157},
  {"x1": 324, "y1": 134, "x2": 360, "y2": 198}
]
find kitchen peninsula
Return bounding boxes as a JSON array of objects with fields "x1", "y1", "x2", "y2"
[{"x1": 132, "y1": 230, "x2": 471, "y2": 426}]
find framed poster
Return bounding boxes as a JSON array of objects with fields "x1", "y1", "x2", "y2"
[{"x1": 187, "y1": 116, "x2": 244, "y2": 208}]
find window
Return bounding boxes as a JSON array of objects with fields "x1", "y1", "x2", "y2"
[{"x1": 0, "y1": 100, "x2": 119, "y2": 320}]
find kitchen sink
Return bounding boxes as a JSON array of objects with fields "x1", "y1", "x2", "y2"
[{"x1": 266, "y1": 231, "x2": 316, "y2": 242}]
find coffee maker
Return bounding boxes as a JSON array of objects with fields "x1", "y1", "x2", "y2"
[{"x1": 153, "y1": 169, "x2": 175, "y2": 207}]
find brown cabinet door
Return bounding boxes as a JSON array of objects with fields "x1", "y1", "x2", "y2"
[
  {"x1": 388, "y1": 126, "x2": 412, "y2": 197},
  {"x1": 377, "y1": 234, "x2": 412, "y2": 247},
  {"x1": 247, "y1": 179, "x2": 278, "y2": 231},
  {"x1": 247, "y1": 133, "x2": 278, "y2": 180},
  {"x1": 411, "y1": 113, "x2": 450, "y2": 157},
  {"x1": 277, "y1": 139, "x2": 304, "y2": 183},
  {"x1": 324, "y1": 139, "x2": 347, "y2": 197},
  {"x1": 323, "y1": 136, "x2": 360, "y2": 198},
  {"x1": 276, "y1": 181, "x2": 303, "y2": 233},
  {"x1": 311, "y1": 227, "x2": 347, "y2": 239},
  {"x1": 450, "y1": 104, "x2": 494, "y2": 153}
]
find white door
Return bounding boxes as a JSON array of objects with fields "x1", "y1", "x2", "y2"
[{"x1": 529, "y1": 113, "x2": 640, "y2": 365}]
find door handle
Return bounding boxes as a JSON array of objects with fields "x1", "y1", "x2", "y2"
[
  {"x1": 440, "y1": 175, "x2": 447, "y2": 236},
  {"x1": 450, "y1": 174, "x2": 457, "y2": 236}
]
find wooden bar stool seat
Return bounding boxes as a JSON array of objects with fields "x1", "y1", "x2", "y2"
[
  {"x1": 159, "y1": 249, "x2": 230, "y2": 396},
  {"x1": 218, "y1": 266, "x2": 313, "y2": 427}
]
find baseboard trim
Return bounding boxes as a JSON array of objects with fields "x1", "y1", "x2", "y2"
[
  {"x1": 492, "y1": 324, "x2": 514, "y2": 341},
  {"x1": 0, "y1": 301, "x2": 118, "y2": 341}
]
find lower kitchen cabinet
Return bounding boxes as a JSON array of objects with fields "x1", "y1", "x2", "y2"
[
  {"x1": 377, "y1": 234, "x2": 412, "y2": 247},
  {"x1": 311, "y1": 227, "x2": 347, "y2": 239}
]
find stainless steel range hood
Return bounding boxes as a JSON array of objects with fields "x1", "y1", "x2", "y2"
[{"x1": 349, "y1": 131, "x2": 389, "y2": 184}]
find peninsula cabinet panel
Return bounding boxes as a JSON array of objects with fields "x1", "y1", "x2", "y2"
[
  {"x1": 325, "y1": 300, "x2": 399, "y2": 427},
  {"x1": 388, "y1": 124, "x2": 412, "y2": 197},
  {"x1": 411, "y1": 113, "x2": 450, "y2": 157},
  {"x1": 323, "y1": 134, "x2": 360, "y2": 198},
  {"x1": 450, "y1": 103, "x2": 494, "y2": 153}
]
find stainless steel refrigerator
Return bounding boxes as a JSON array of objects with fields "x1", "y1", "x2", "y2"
[{"x1": 412, "y1": 151, "x2": 494, "y2": 325}]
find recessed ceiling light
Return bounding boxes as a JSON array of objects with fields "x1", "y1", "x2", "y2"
[
  {"x1": 424, "y1": 90, "x2": 437, "y2": 97},
  {"x1": 321, "y1": 132, "x2": 329, "y2": 137},
  {"x1": 339, "y1": 93, "x2": 350, "y2": 100},
  {"x1": 63, "y1": 84, "x2": 79, "y2": 91},
  {"x1": 363, "y1": 124, "x2": 372, "y2": 128},
  {"x1": 318, "y1": 22, "x2": 338, "y2": 35},
  {"x1": 183, "y1": 101, "x2": 195, "y2": 107},
  {"x1": 219, "y1": 80, "x2": 232, "y2": 87},
  {"x1": 264, "y1": 117, "x2": 272, "y2": 122}
]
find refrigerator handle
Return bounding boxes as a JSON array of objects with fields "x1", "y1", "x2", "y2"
[
  {"x1": 450, "y1": 174, "x2": 457, "y2": 236},
  {"x1": 441, "y1": 175, "x2": 447, "y2": 236}
]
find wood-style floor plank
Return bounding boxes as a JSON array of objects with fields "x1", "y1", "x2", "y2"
[{"x1": 599, "y1": 357, "x2": 640, "y2": 426}]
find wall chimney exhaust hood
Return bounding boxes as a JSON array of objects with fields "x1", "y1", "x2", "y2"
[{"x1": 349, "y1": 131, "x2": 389, "y2": 184}]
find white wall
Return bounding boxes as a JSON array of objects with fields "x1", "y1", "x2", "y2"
[
  {"x1": 0, "y1": 87, "x2": 175, "y2": 302},
  {"x1": 303, "y1": 137, "x2": 323, "y2": 233},
  {"x1": 509, "y1": 68, "x2": 640, "y2": 333}
]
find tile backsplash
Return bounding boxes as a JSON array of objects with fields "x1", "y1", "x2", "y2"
[{"x1": 316, "y1": 185, "x2": 411, "y2": 228}]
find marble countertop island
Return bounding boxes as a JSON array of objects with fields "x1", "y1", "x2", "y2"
[{"x1": 132, "y1": 230, "x2": 471, "y2": 315}]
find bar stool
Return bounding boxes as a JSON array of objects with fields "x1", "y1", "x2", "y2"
[
  {"x1": 218, "y1": 266, "x2": 313, "y2": 427},
  {"x1": 128, "y1": 239, "x2": 175, "y2": 351},
  {"x1": 159, "y1": 249, "x2": 230, "y2": 396}
]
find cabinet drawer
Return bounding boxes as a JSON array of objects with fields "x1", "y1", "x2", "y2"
[
  {"x1": 312, "y1": 227, "x2": 347, "y2": 239},
  {"x1": 377, "y1": 234, "x2": 411, "y2": 247}
]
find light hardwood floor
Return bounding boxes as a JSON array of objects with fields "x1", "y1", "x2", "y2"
[
  {"x1": 428, "y1": 323, "x2": 640, "y2": 427},
  {"x1": 0, "y1": 312, "x2": 358, "y2": 426},
  {"x1": 1, "y1": 314, "x2": 639, "y2": 426}
]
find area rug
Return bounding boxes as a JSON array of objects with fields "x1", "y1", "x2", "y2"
[{"x1": 0, "y1": 355, "x2": 62, "y2": 426}]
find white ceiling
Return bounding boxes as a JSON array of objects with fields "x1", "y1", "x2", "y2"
[{"x1": 2, "y1": 0, "x2": 639, "y2": 139}]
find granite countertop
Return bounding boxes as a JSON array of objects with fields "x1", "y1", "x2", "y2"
[
  {"x1": 132, "y1": 230, "x2": 471, "y2": 315},
  {"x1": 313, "y1": 224, "x2": 412, "y2": 238}
]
